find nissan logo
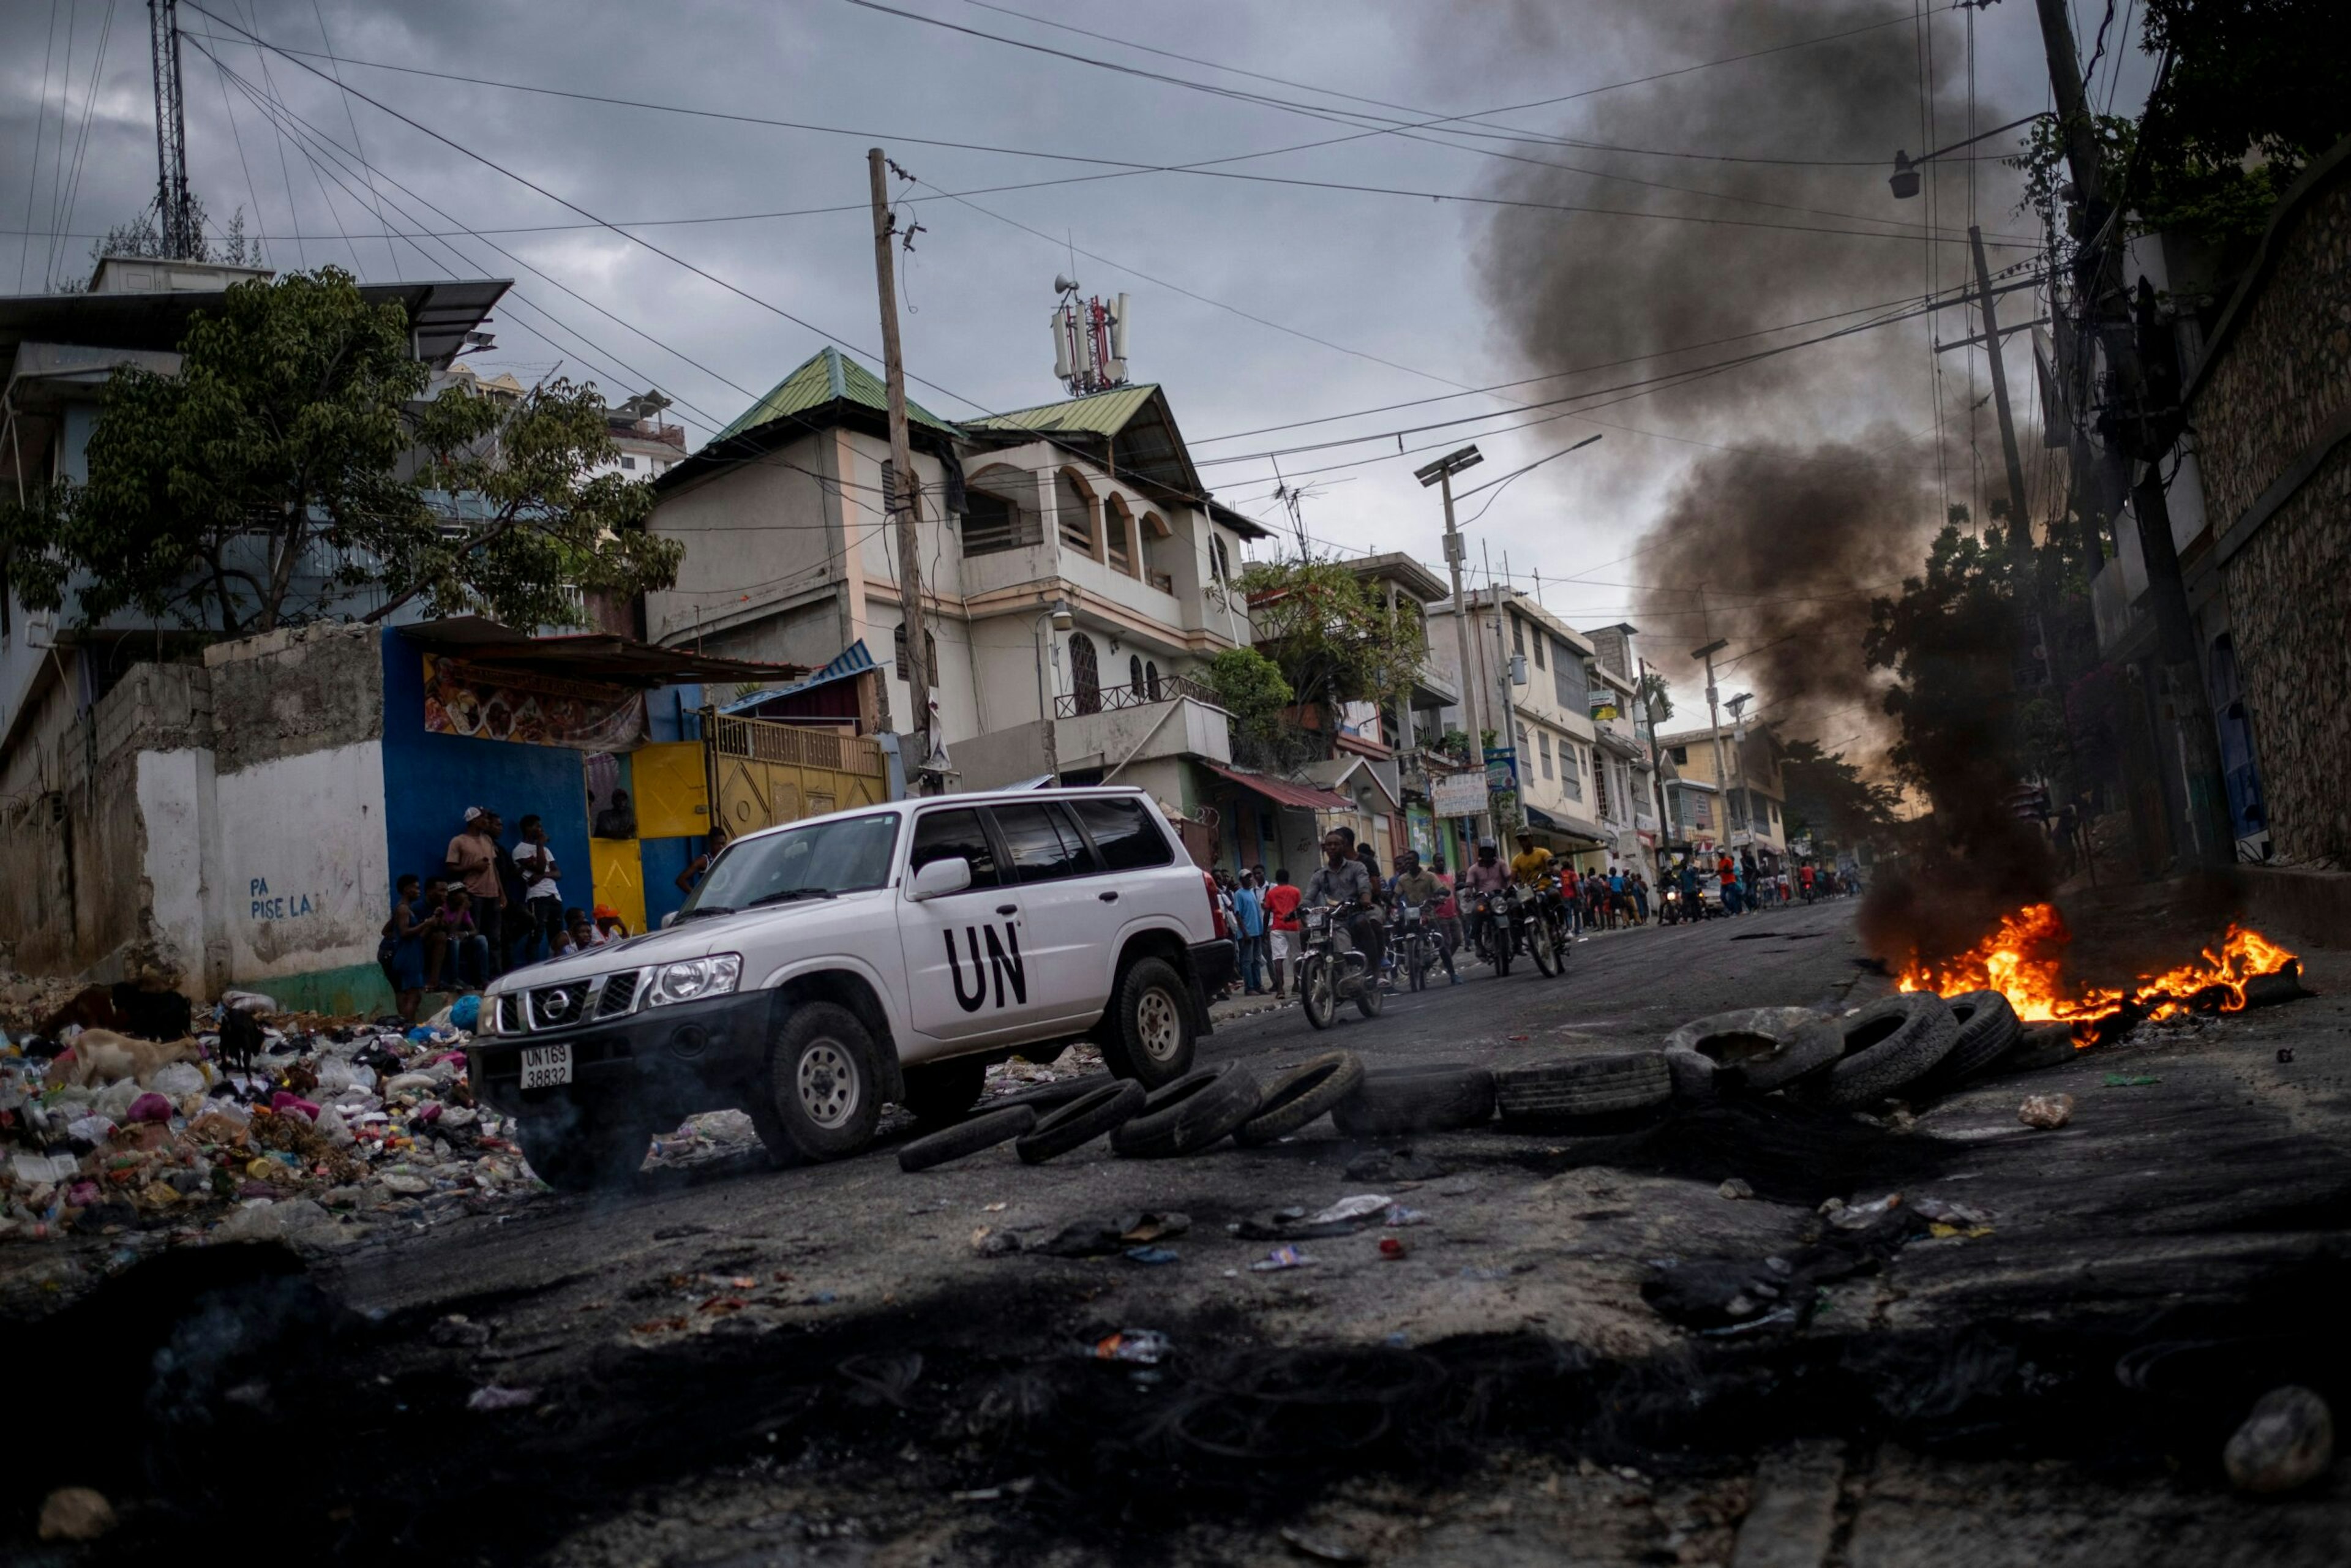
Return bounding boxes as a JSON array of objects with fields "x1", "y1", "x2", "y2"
[{"x1": 540, "y1": 991, "x2": 569, "y2": 1018}]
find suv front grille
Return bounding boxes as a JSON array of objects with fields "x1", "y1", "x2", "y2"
[
  {"x1": 527, "y1": 980, "x2": 595, "y2": 1030},
  {"x1": 598, "y1": 970, "x2": 643, "y2": 1017}
]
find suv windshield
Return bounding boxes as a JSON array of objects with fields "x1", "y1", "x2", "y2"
[{"x1": 678, "y1": 812, "x2": 902, "y2": 918}]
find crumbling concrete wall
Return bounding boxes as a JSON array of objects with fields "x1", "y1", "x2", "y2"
[
  {"x1": 0, "y1": 623, "x2": 392, "y2": 1007},
  {"x1": 0, "y1": 656, "x2": 214, "y2": 984}
]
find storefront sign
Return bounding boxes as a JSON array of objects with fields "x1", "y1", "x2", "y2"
[
  {"x1": 1482, "y1": 745, "x2": 1517, "y2": 792},
  {"x1": 1431, "y1": 772, "x2": 1488, "y2": 818},
  {"x1": 422, "y1": 654, "x2": 649, "y2": 750}
]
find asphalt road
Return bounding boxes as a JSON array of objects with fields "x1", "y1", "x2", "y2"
[{"x1": 24, "y1": 896, "x2": 2351, "y2": 1567}]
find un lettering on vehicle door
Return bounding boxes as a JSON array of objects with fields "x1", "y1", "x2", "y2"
[{"x1": 898, "y1": 808, "x2": 1042, "y2": 1040}]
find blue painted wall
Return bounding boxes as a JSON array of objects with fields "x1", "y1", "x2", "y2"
[
  {"x1": 378, "y1": 629, "x2": 592, "y2": 917},
  {"x1": 639, "y1": 835, "x2": 697, "y2": 932}
]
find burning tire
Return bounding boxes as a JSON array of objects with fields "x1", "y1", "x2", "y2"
[
  {"x1": 898, "y1": 1105, "x2": 1037, "y2": 1172},
  {"x1": 1495, "y1": 1051, "x2": 1672, "y2": 1126},
  {"x1": 1662, "y1": 1007, "x2": 1842, "y2": 1098},
  {"x1": 1805, "y1": 993, "x2": 1959, "y2": 1108},
  {"x1": 1913, "y1": 989, "x2": 2022, "y2": 1092},
  {"x1": 1233, "y1": 1050, "x2": 1365, "y2": 1146},
  {"x1": 1330, "y1": 1062, "x2": 1495, "y2": 1136}
]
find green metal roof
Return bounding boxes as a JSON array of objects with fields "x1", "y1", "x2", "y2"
[
  {"x1": 961, "y1": 383, "x2": 1161, "y2": 438},
  {"x1": 713, "y1": 345, "x2": 959, "y2": 444}
]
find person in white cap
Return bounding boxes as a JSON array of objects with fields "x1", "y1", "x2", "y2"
[{"x1": 443, "y1": 806, "x2": 504, "y2": 932}]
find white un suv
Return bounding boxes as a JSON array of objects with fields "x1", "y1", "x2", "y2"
[{"x1": 472, "y1": 787, "x2": 1237, "y2": 1190}]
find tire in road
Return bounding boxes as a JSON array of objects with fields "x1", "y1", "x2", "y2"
[
  {"x1": 756, "y1": 1001, "x2": 886, "y2": 1162},
  {"x1": 899, "y1": 1054, "x2": 988, "y2": 1127},
  {"x1": 1111, "y1": 1062, "x2": 1262, "y2": 1157},
  {"x1": 898, "y1": 1104, "x2": 1038, "y2": 1172},
  {"x1": 1015, "y1": 1078, "x2": 1147, "y2": 1163},
  {"x1": 1494, "y1": 1051, "x2": 1671, "y2": 1127},
  {"x1": 1232, "y1": 1050, "x2": 1366, "y2": 1146},
  {"x1": 1330, "y1": 1062, "x2": 1495, "y2": 1136},
  {"x1": 516, "y1": 1100, "x2": 655, "y2": 1192},
  {"x1": 1662, "y1": 1006, "x2": 1842, "y2": 1098},
  {"x1": 989, "y1": 1075, "x2": 1114, "y2": 1116},
  {"x1": 1911, "y1": 989, "x2": 2022, "y2": 1092},
  {"x1": 1803, "y1": 992, "x2": 1959, "y2": 1108},
  {"x1": 1100, "y1": 956, "x2": 1197, "y2": 1089}
]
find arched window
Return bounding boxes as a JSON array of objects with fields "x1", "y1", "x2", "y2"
[
  {"x1": 1146, "y1": 661, "x2": 1162, "y2": 701},
  {"x1": 1139, "y1": 512, "x2": 1172, "y2": 590},
  {"x1": 892, "y1": 621, "x2": 936, "y2": 685},
  {"x1": 1209, "y1": 534, "x2": 1231, "y2": 582},
  {"x1": 961, "y1": 463, "x2": 1039, "y2": 557},
  {"x1": 1128, "y1": 654, "x2": 1144, "y2": 695},
  {"x1": 1056, "y1": 469, "x2": 1097, "y2": 556},
  {"x1": 1104, "y1": 495, "x2": 1136, "y2": 575},
  {"x1": 1068, "y1": 632, "x2": 1102, "y2": 715}
]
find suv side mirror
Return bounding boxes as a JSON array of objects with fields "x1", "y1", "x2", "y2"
[{"x1": 907, "y1": 856, "x2": 973, "y2": 901}]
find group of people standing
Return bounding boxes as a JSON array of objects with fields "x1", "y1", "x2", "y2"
[
  {"x1": 375, "y1": 806, "x2": 631, "y2": 1020},
  {"x1": 1682, "y1": 849, "x2": 1854, "y2": 914}
]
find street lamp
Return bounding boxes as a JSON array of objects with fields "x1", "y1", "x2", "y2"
[
  {"x1": 1417, "y1": 445, "x2": 1487, "y2": 837},
  {"x1": 1034, "y1": 598, "x2": 1073, "y2": 786},
  {"x1": 1888, "y1": 113, "x2": 2049, "y2": 198}
]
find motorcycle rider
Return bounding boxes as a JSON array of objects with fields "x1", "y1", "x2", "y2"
[
  {"x1": 1461, "y1": 839, "x2": 1510, "y2": 960},
  {"x1": 1391, "y1": 849, "x2": 1460, "y2": 986},
  {"x1": 1305, "y1": 829, "x2": 1383, "y2": 974}
]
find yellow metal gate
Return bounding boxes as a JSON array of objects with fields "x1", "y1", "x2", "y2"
[{"x1": 705, "y1": 713, "x2": 890, "y2": 838}]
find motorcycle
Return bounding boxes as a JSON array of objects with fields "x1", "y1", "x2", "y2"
[
  {"x1": 1298, "y1": 905, "x2": 1384, "y2": 1028},
  {"x1": 1389, "y1": 897, "x2": 1447, "y2": 992},
  {"x1": 1501, "y1": 884, "x2": 1563, "y2": 977},
  {"x1": 1469, "y1": 887, "x2": 1513, "y2": 977}
]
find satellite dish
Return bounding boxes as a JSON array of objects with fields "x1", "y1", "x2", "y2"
[{"x1": 1052, "y1": 273, "x2": 1079, "y2": 294}]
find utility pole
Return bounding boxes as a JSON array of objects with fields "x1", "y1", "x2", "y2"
[
  {"x1": 2028, "y1": 1, "x2": 2233, "y2": 867},
  {"x1": 1637, "y1": 656, "x2": 1671, "y2": 869},
  {"x1": 868, "y1": 148, "x2": 931, "y2": 790},
  {"x1": 148, "y1": 0, "x2": 199, "y2": 260},
  {"x1": 1416, "y1": 445, "x2": 1486, "y2": 838},
  {"x1": 1970, "y1": 224, "x2": 2034, "y2": 553},
  {"x1": 1693, "y1": 604, "x2": 1730, "y2": 856}
]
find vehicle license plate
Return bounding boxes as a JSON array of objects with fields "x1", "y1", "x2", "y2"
[{"x1": 520, "y1": 1044, "x2": 574, "y2": 1089}]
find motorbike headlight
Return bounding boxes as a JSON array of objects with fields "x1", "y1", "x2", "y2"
[{"x1": 647, "y1": 953, "x2": 743, "y2": 1007}]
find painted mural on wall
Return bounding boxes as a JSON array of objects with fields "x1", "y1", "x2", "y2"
[{"x1": 422, "y1": 655, "x2": 648, "y2": 751}]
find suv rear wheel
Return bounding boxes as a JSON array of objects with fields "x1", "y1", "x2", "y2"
[
  {"x1": 754, "y1": 1002, "x2": 884, "y2": 1161},
  {"x1": 1101, "y1": 956, "x2": 1194, "y2": 1088}
]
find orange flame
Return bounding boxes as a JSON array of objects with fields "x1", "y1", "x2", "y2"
[{"x1": 1895, "y1": 902, "x2": 2297, "y2": 1038}]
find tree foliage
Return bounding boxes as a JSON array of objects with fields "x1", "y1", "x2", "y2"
[
  {"x1": 1864, "y1": 525, "x2": 2033, "y2": 807},
  {"x1": 1637, "y1": 670, "x2": 1674, "y2": 727},
  {"x1": 58, "y1": 200, "x2": 263, "y2": 293},
  {"x1": 2014, "y1": 1, "x2": 2351, "y2": 252},
  {"x1": 1777, "y1": 734, "x2": 1899, "y2": 849},
  {"x1": 1204, "y1": 646, "x2": 1294, "y2": 754},
  {"x1": 1232, "y1": 557, "x2": 1425, "y2": 717},
  {"x1": 1, "y1": 268, "x2": 677, "y2": 638}
]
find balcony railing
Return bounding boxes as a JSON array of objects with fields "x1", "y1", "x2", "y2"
[{"x1": 1055, "y1": 671, "x2": 1217, "y2": 719}]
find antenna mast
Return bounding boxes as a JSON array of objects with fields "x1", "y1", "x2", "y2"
[
  {"x1": 1048, "y1": 276, "x2": 1130, "y2": 396},
  {"x1": 149, "y1": 0, "x2": 200, "y2": 259}
]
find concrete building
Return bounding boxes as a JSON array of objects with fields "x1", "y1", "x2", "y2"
[
  {"x1": 1656, "y1": 721, "x2": 1790, "y2": 868},
  {"x1": 644, "y1": 348, "x2": 1273, "y2": 821},
  {"x1": 1578, "y1": 622, "x2": 1664, "y2": 873},
  {"x1": 1425, "y1": 587, "x2": 1611, "y2": 870}
]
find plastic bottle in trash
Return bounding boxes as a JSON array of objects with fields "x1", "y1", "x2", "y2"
[{"x1": 1092, "y1": 1329, "x2": 1172, "y2": 1365}]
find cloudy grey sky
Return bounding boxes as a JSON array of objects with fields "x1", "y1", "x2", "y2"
[{"x1": 1, "y1": 0, "x2": 2158, "y2": 738}]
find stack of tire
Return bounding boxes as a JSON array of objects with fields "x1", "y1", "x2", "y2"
[
  {"x1": 897, "y1": 1051, "x2": 1373, "y2": 1172},
  {"x1": 1660, "y1": 990, "x2": 2023, "y2": 1109}
]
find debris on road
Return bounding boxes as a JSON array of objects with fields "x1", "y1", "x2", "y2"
[
  {"x1": 37, "y1": 1487, "x2": 116, "y2": 1542},
  {"x1": 1307, "y1": 1193, "x2": 1391, "y2": 1226},
  {"x1": 1092, "y1": 1328, "x2": 1172, "y2": 1365},
  {"x1": 2019, "y1": 1092, "x2": 2076, "y2": 1129},
  {"x1": 1250, "y1": 1244, "x2": 1315, "y2": 1272},
  {"x1": 2225, "y1": 1386, "x2": 2334, "y2": 1494},
  {"x1": 1719, "y1": 1178, "x2": 1755, "y2": 1200}
]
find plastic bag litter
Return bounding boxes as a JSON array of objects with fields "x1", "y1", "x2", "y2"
[
  {"x1": 220, "y1": 990, "x2": 279, "y2": 1015},
  {"x1": 449, "y1": 995, "x2": 482, "y2": 1031},
  {"x1": 1092, "y1": 1329, "x2": 1172, "y2": 1365},
  {"x1": 1826, "y1": 1193, "x2": 1903, "y2": 1231},
  {"x1": 93, "y1": 1079, "x2": 143, "y2": 1122},
  {"x1": 1307, "y1": 1193, "x2": 1392, "y2": 1226},
  {"x1": 1250, "y1": 1245, "x2": 1316, "y2": 1271},
  {"x1": 148, "y1": 1062, "x2": 207, "y2": 1097},
  {"x1": 12, "y1": 1152, "x2": 78, "y2": 1185}
]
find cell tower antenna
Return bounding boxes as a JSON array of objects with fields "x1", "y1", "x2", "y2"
[{"x1": 149, "y1": 0, "x2": 200, "y2": 259}]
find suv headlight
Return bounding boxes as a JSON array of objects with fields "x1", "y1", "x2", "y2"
[{"x1": 646, "y1": 953, "x2": 743, "y2": 1007}]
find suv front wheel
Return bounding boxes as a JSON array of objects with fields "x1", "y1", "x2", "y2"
[
  {"x1": 754, "y1": 1002, "x2": 884, "y2": 1161},
  {"x1": 1102, "y1": 956, "x2": 1195, "y2": 1088}
]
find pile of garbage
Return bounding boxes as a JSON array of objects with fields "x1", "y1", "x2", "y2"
[{"x1": 0, "y1": 989, "x2": 539, "y2": 1246}]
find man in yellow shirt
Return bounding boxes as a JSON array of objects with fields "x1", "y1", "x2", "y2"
[{"x1": 1509, "y1": 830, "x2": 1554, "y2": 888}]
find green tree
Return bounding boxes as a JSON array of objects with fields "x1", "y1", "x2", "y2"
[
  {"x1": 1204, "y1": 646, "x2": 1294, "y2": 757},
  {"x1": 1777, "y1": 735, "x2": 1898, "y2": 850},
  {"x1": 1864, "y1": 525, "x2": 2031, "y2": 808},
  {"x1": 1232, "y1": 557, "x2": 1425, "y2": 719},
  {"x1": 1, "y1": 268, "x2": 676, "y2": 637},
  {"x1": 1637, "y1": 670, "x2": 1674, "y2": 726}
]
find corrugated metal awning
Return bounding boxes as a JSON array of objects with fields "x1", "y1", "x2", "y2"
[
  {"x1": 400, "y1": 617, "x2": 805, "y2": 686},
  {"x1": 1202, "y1": 762, "x2": 1357, "y2": 813}
]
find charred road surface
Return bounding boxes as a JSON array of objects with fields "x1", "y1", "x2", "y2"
[{"x1": 17, "y1": 901, "x2": 2351, "y2": 1566}]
